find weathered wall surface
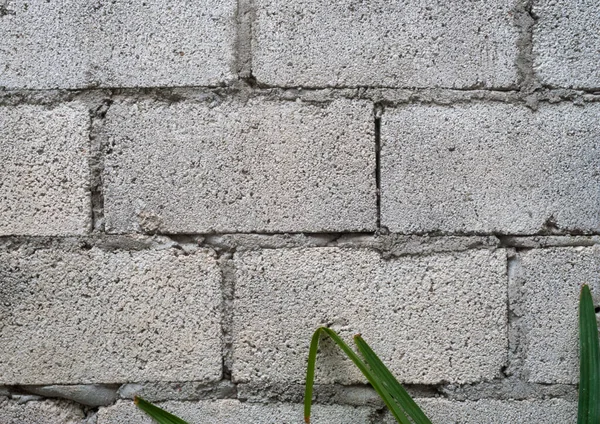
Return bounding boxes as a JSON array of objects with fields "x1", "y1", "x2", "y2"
[{"x1": 0, "y1": 0, "x2": 598, "y2": 422}]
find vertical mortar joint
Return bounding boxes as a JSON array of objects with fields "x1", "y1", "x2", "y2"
[{"x1": 89, "y1": 98, "x2": 113, "y2": 233}]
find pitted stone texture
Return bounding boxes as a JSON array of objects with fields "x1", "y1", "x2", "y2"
[
  {"x1": 383, "y1": 398, "x2": 576, "y2": 423},
  {"x1": 0, "y1": 0, "x2": 91, "y2": 89},
  {"x1": 0, "y1": 398, "x2": 85, "y2": 424},
  {"x1": 253, "y1": 0, "x2": 519, "y2": 88},
  {"x1": 103, "y1": 99, "x2": 375, "y2": 234},
  {"x1": 0, "y1": 0, "x2": 235, "y2": 89},
  {"x1": 513, "y1": 246, "x2": 600, "y2": 384},
  {"x1": 381, "y1": 103, "x2": 600, "y2": 234},
  {"x1": 0, "y1": 103, "x2": 91, "y2": 236},
  {"x1": 89, "y1": 0, "x2": 236, "y2": 88},
  {"x1": 533, "y1": 0, "x2": 600, "y2": 89},
  {"x1": 0, "y1": 247, "x2": 222, "y2": 385},
  {"x1": 233, "y1": 248, "x2": 507, "y2": 385},
  {"x1": 98, "y1": 399, "x2": 371, "y2": 424}
]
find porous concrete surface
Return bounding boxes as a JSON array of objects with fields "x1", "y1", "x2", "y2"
[
  {"x1": 23, "y1": 384, "x2": 118, "y2": 407},
  {"x1": 383, "y1": 398, "x2": 577, "y2": 423},
  {"x1": 102, "y1": 98, "x2": 375, "y2": 234},
  {"x1": 97, "y1": 399, "x2": 371, "y2": 424},
  {"x1": 0, "y1": 103, "x2": 91, "y2": 236},
  {"x1": 88, "y1": 0, "x2": 236, "y2": 88},
  {"x1": 253, "y1": 0, "x2": 519, "y2": 88},
  {"x1": 0, "y1": 0, "x2": 235, "y2": 89},
  {"x1": 533, "y1": 0, "x2": 600, "y2": 89},
  {"x1": 381, "y1": 102, "x2": 600, "y2": 234},
  {"x1": 0, "y1": 247, "x2": 222, "y2": 384},
  {"x1": 0, "y1": 398, "x2": 85, "y2": 424},
  {"x1": 511, "y1": 246, "x2": 600, "y2": 384},
  {"x1": 233, "y1": 248, "x2": 507, "y2": 385}
]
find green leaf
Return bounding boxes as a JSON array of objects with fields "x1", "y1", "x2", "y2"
[
  {"x1": 134, "y1": 396, "x2": 190, "y2": 424},
  {"x1": 354, "y1": 335, "x2": 432, "y2": 424},
  {"x1": 578, "y1": 284, "x2": 600, "y2": 424},
  {"x1": 304, "y1": 327, "x2": 413, "y2": 424}
]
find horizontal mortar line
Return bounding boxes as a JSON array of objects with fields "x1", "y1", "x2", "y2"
[
  {"x1": 3, "y1": 231, "x2": 600, "y2": 238},
  {"x1": 2, "y1": 233, "x2": 600, "y2": 246},
  {"x1": 2, "y1": 84, "x2": 599, "y2": 97}
]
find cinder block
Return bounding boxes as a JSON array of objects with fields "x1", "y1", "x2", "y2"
[
  {"x1": 0, "y1": 0, "x2": 235, "y2": 89},
  {"x1": 513, "y1": 246, "x2": 600, "y2": 384},
  {"x1": 533, "y1": 0, "x2": 600, "y2": 89},
  {"x1": 233, "y1": 248, "x2": 507, "y2": 385},
  {"x1": 381, "y1": 103, "x2": 600, "y2": 234},
  {"x1": 383, "y1": 398, "x2": 577, "y2": 423},
  {"x1": 0, "y1": 103, "x2": 91, "y2": 236},
  {"x1": 103, "y1": 99, "x2": 376, "y2": 234},
  {"x1": 0, "y1": 398, "x2": 85, "y2": 424},
  {"x1": 0, "y1": 247, "x2": 222, "y2": 385},
  {"x1": 89, "y1": 0, "x2": 236, "y2": 88},
  {"x1": 253, "y1": 0, "x2": 519, "y2": 88},
  {"x1": 98, "y1": 399, "x2": 371, "y2": 424}
]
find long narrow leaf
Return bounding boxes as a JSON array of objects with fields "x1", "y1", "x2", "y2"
[
  {"x1": 578, "y1": 284, "x2": 600, "y2": 424},
  {"x1": 304, "y1": 327, "x2": 413, "y2": 424},
  {"x1": 134, "y1": 396, "x2": 190, "y2": 424},
  {"x1": 354, "y1": 335, "x2": 432, "y2": 424}
]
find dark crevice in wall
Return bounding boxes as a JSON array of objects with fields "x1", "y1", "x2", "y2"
[
  {"x1": 218, "y1": 253, "x2": 236, "y2": 382},
  {"x1": 374, "y1": 111, "x2": 382, "y2": 231}
]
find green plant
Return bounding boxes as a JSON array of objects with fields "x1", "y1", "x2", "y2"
[
  {"x1": 578, "y1": 284, "x2": 600, "y2": 423},
  {"x1": 135, "y1": 284, "x2": 600, "y2": 424},
  {"x1": 303, "y1": 327, "x2": 431, "y2": 424},
  {"x1": 134, "y1": 396, "x2": 189, "y2": 424}
]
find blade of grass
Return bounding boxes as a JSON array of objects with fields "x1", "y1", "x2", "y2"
[
  {"x1": 578, "y1": 284, "x2": 600, "y2": 424},
  {"x1": 304, "y1": 327, "x2": 412, "y2": 424},
  {"x1": 354, "y1": 335, "x2": 432, "y2": 424},
  {"x1": 134, "y1": 396, "x2": 190, "y2": 424}
]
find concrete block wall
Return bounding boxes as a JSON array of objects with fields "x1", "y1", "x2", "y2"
[{"x1": 0, "y1": 0, "x2": 598, "y2": 422}]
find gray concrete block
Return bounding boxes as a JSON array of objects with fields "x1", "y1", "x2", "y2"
[
  {"x1": 0, "y1": 0, "x2": 91, "y2": 89},
  {"x1": 0, "y1": 0, "x2": 235, "y2": 89},
  {"x1": 253, "y1": 0, "x2": 519, "y2": 88},
  {"x1": 381, "y1": 102, "x2": 600, "y2": 234},
  {"x1": 103, "y1": 98, "x2": 376, "y2": 234},
  {"x1": 98, "y1": 399, "x2": 371, "y2": 424},
  {"x1": 513, "y1": 246, "x2": 600, "y2": 384},
  {"x1": 533, "y1": 0, "x2": 600, "y2": 89},
  {"x1": 0, "y1": 247, "x2": 222, "y2": 385},
  {"x1": 0, "y1": 398, "x2": 85, "y2": 424},
  {"x1": 89, "y1": 0, "x2": 236, "y2": 88},
  {"x1": 233, "y1": 248, "x2": 507, "y2": 385},
  {"x1": 0, "y1": 103, "x2": 91, "y2": 236},
  {"x1": 383, "y1": 398, "x2": 577, "y2": 423}
]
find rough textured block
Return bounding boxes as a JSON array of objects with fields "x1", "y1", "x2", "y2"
[
  {"x1": 98, "y1": 400, "x2": 371, "y2": 424},
  {"x1": 89, "y1": 0, "x2": 236, "y2": 88},
  {"x1": 383, "y1": 398, "x2": 577, "y2": 423},
  {"x1": 512, "y1": 246, "x2": 600, "y2": 384},
  {"x1": 0, "y1": 103, "x2": 91, "y2": 236},
  {"x1": 233, "y1": 248, "x2": 507, "y2": 385},
  {"x1": 103, "y1": 98, "x2": 375, "y2": 234},
  {"x1": 0, "y1": 0, "x2": 235, "y2": 89},
  {"x1": 0, "y1": 247, "x2": 222, "y2": 384},
  {"x1": 0, "y1": 398, "x2": 85, "y2": 424},
  {"x1": 253, "y1": 0, "x2": 519, "y2": 88},
  {"x1": 381, "y1": 103, "x2": 600, "y2": 234},
  {"x1": 533, "y1": 0, "x2": 600, "y2": 89}
]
